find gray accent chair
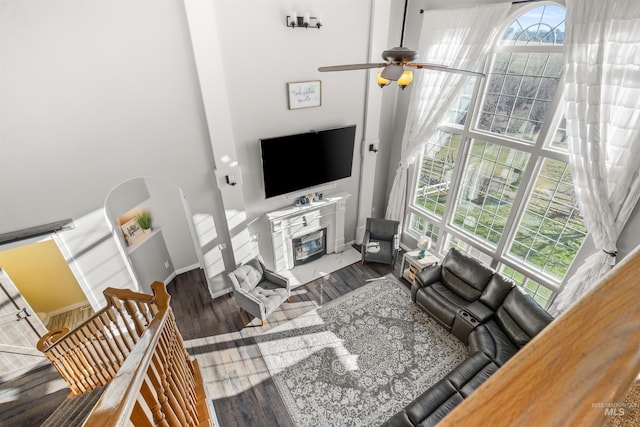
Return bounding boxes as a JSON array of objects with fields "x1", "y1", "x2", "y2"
[
  {"x1": 361, "y1": 218, "x2": 400, "y2": 268},
  {"x1": 228, "y1": 257, "x2": 290, "y2": 326}
]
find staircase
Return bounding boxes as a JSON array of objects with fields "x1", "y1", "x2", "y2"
[{"x1": 36, "y1": 282, "x2": 214, "y2": 426}]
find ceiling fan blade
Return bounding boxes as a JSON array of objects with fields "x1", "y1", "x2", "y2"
[
  {"x1": 380, "y1": 64, "x2": 405, "y2": 81},
  {"x1": 318, "y1": 63, "x2": 387, "y2": 72},
  {"x1": 408, "y1": 62, "x2": 486, "y2": 77}
]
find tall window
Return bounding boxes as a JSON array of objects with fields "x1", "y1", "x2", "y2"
[{"x1": 406, "y1": 4, "x2": 586, "y2": 308}]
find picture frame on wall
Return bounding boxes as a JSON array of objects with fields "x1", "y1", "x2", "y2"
[
  {"x1": 121, "y1": 218, "x2": 143, "y2": 245},
  {"x1": 287, "y1": 80, "x2": 322, "y2": 110}
]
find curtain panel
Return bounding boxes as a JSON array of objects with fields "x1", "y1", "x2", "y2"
[
  {"x1": 550, "y1": 0, "x2": 640, "y2": 315},
  {"x1": 385, "y1": 3, "x2": 510, "y2": 223}
]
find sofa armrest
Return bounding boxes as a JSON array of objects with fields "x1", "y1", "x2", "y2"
[
  {"x1": 465, "y1": 301, "x2": 494, "y2": 323},
  {"x1": 233, "y1": 287, "x2": 265, "y2": 319},
  {"x1": 415, "y1": 263, "x2": 442, "y2": 288},
  {"x1": 264, "y1": 270, "x2": 289, "y2": 290},
  {"x1": 361, "y1": 230, "x2": 372, "y2": 257},
  {"x1": 411, "y1": 264, "x2": 442, "y2": 302}
]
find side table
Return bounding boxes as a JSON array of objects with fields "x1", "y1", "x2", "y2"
[{"x1": 400, "y1": 250, "x2": 439, "y2": 283}]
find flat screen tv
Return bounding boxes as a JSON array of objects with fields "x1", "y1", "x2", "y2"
[{"x1": 260, "y1": 125, "x2": 356, "y2": 198}]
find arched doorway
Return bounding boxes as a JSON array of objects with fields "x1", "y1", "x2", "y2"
[{"x1": 104, "y1": 176, "x2": 218, "y2": 295}]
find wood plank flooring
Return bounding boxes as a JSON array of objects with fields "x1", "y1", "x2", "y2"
[
  {"x1": 167, "y1": 258, "x2": 402, "y2": 427},
  {"x1": 0, "y1": 254, "x2": 400, "y2": 427}
]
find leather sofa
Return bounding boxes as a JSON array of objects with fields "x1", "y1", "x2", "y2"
[{"x1": 382, "y1": 248, "x2": 554, "y2": 427}]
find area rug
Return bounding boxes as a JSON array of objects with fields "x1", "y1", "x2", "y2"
[{"x1": 256, "y1": 275, "x2": 469, "y2": 427}]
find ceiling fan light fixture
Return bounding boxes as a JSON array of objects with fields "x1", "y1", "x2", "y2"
[
  {"x1": 397, "y1": 70, "x2": 413, "y2": 89},
  {"x1": 376, "y1": 72, "x2": 391, "y2": 88},
  {"x1": 380, "y1": 63, "x2": 405, "y2": 81}
]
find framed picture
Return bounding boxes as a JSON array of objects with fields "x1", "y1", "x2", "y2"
[
  {"x1": 287, "y1": 80, "x2": 322, "y2": 110},
  {"x1": 120, "y1": 218, "x2": 143, "y2": 245}
]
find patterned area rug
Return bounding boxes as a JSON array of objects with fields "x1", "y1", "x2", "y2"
[{"x1": 256, "y1": 275, "x2": 469, "y2": 427}]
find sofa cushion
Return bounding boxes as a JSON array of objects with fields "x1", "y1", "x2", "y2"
[
  {"x1": 368, "y1": 218, "x2": 399, "y2": 240},
  {"x1": 382, "y1": 352, "x2": 499, "y2": 427},
  {"x1": 446, "y1": 351, "x2": 499, "y2": 397},
  {"x1": 417, "y1": 283, "x2": 470, "y2": 329},
  {"x1": 249, "y1": 283, "x2": 288, "y2": 315},
  {"x1": 364, "y1": 238, "x2": 394, "y2": 264},
  {"x1": 440, "y1": 248, "x2": 494, "y2": 301},
  {"x1": 495, "y1": 288, "x2": 554, "y2": 348},
  {"x1": 230, "y1": 259, "x2": 264, "y2": 292},
  {"x1": 479, "y1": 274, "x2": 514, "y2": 311},
  {"x1": 468, "y1": 319, "x2": 519, "y2": 366},
  {"x1": 403, "y1": 379, "x2": 464, "y2": 427}
]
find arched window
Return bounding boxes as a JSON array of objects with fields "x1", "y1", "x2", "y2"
[{"x1": 406, "y1": 3, "x2": 586, "y2": 308}]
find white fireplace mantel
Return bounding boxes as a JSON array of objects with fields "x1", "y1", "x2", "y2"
[{"x1": 262, "y1": 192, "x2": 350, "y2": 271}]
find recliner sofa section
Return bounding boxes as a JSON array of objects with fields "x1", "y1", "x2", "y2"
[
  {"x1": 410, "y1": 248, "x2": 512, "y2": 334},
  {"x1": 382, "y1": 248, "x2": 554, "y2": 427},
  {"x1": 383, "y1": 352, "x2": 499, "y2": 427},
  {"x1": 469, "y1": 286, "x2": 554, "y2": 366}
]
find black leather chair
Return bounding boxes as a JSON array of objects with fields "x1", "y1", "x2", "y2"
[
  {"x1": 411, "y1": 247, "x2": 497, "y2": 331},
  {"x1": 468, "y1": 286, "x2": 555, "y2": 366},
  {"x1": 361, "y1": 218, "x2": 400, "y2": 268},
  {"x1": 381, "y1": 352, "x2": 499, "y2": 427}
]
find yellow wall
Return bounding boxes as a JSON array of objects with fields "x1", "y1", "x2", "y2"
[{"x1": 0, "y1": 239, "x2": 87, "y2": 313}]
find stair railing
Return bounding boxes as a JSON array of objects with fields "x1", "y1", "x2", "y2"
[{"x1": 37, "y1": 282, "x2": 212, "y2": 426}]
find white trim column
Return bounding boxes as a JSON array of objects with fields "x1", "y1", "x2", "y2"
[
  {"x1": 183, "y1": 0, "x2": 256, "y2": 294},
  {"x1": 355, "y1": 0, "x2": 392, "y2": 244}
]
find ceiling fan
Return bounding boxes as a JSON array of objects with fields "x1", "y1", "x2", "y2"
[{"x1": 318, "y1": 1, "x2": 485, "y2": 89}]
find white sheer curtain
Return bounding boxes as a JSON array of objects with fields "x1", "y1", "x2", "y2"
[
  {"x1": 385, "y1": 3, "x2": 510, "y2": 222},
  {"x1": 550, "y1": 0, "x2": 640, "y2": 315}
]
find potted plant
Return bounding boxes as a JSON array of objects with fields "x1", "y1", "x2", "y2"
[{"x1": 136, "y1": 210, "x2": 152, "y2": 233}]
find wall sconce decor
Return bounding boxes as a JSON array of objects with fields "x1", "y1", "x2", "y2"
[
  {"x1": 214, "y1": 167, "x2": 243, "y2": 189},
  {"x1": 286, "y1": 12, "x2": 322, "y2": 29}
]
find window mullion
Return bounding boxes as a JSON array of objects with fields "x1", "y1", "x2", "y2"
[{"x1": 439, "y1": 134, "x2": 472, "y2": 254}]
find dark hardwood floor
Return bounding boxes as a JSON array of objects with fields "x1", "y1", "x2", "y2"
[
  {"x1": 0, "y1": 253, "x2": 403, "y2": 427},
  {"x1": 168, "y1": 258, "x2": 403, "y2": 427}
]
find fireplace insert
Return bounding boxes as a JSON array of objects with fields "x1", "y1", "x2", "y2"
[{"x1": 292, "y1": 228, "x2": 327, "y2": 266}]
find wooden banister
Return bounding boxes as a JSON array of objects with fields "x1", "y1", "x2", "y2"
[
  {"x1": 438, "y1": 244, "x2": 640, "y2": 427},
  {"x1": 37, "y1": 281, "x2": 213, "y2": 426}
]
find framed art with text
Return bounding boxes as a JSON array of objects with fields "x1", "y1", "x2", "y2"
[
  {"x1": 121, "y1": 218, "x2": 143, "y2": 245},
  {"x1": 287, "y1": 80, "x2": 322, "y2": 110}
]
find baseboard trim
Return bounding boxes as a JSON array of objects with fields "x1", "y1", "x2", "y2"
[
  {"x1": 210, "y1": 288, "x2": 233, "y2": 299},
  {"x1": 45, "y1": 300, "x2": 92, "y2": 318},
  {"x1": 175, "y1": 263, "x2": 201, "y2": 275},
  {"x1": 163, "y1": 271, "x2": 177, "y2": 285}
]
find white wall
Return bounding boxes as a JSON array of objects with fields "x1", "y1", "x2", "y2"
[
  {"x1": 0, "y1": 0, "x2": 218, "y2": 234},
  {"x1": 210, "y1": 0, "x2": 373, "y2": 243}
]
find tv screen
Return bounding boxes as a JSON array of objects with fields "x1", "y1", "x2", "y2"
[{"x1": 260, "y1": 125, "x2": 356, "y2": 198}]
